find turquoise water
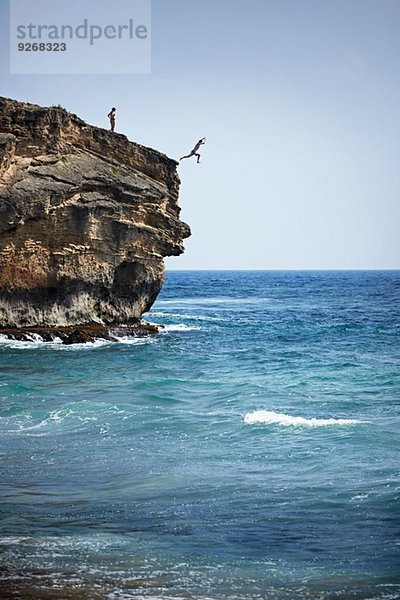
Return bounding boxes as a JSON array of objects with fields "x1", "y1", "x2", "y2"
[{"x1": 1, "y1": 271, "x2": 399, "y2": 599}]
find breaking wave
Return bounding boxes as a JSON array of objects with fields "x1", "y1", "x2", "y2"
[
  {"x1": 0, "y1": 333, "x2": 154, "y2": 350},
  {"x1": 244, "y1": 410, "x2": 370, "y2": 427},
  {"x1": 160, "y1": 323, "x2": 202, "y2": 332}
]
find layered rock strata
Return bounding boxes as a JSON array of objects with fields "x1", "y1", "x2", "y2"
[{"x1": 0, "y1": 97, "x2": 190, "y2": 334}]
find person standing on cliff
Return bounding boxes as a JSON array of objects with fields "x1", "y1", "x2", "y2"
[
  {"x1": 180, "y1": 137, "x2": 206, "y2": 164},
  {"x1": 107, "y1": 107, "x2": 116, "y2": 132}
]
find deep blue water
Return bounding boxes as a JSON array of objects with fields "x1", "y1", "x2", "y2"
[{"x1": 0, "y1": 271, "x2": 399, "y2": 599}]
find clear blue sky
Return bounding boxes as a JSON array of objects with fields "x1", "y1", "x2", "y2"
[{"x1": 1, "y1": 0, "x2": 399, "y2": 269}]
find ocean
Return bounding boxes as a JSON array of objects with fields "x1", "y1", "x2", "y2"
[{"x1": 0, "y1": 270, "x2": 399, "y2": 599}]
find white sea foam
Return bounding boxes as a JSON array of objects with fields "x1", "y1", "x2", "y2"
[
  {"x1": 60, "y1": 339, "x2": 111, "y2": 350},
  {"x1": 351, "y1": 493, "x2": 370, "y2": 501},
  {"x1": 108, "y1": 334, "x2": 155, "y2": 345},
  {"x1": 25, "y1": 333, "x2": 45, "y2": 342},
  {"x1": 0, "y1": 333, "x2": 108, "y2": 350},
  {"x1": 0, "y1": 333, "x2": 154, "y2": 350},
  {"x1": 244, "y1": 410, "x2": 370, "y2": 427},
  {"x1": 0, "y1": 333, "x2": 51, "y2": 349},
  {"x1": 147, "y1": 311, "x2": 220, "y2": 322},
  {"x1": 159, "y1": 323, "x2": 201, "y2": 332}
]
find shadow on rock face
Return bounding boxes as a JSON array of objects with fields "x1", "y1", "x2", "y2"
[{"x1": 0, "y1": 96, "x2": 190, "y2": 329}]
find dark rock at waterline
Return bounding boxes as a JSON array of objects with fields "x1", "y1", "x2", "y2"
[
  {"x1": 0, "y1": 322, "x2": 159, "y2": 345},
  {"x1": 0, "y1": 97, "x2": 190, "y2": 328}
]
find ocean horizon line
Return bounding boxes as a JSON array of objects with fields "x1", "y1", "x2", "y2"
[{"x1": 166, "y1": 267, "x2": 400, "y2": 272}]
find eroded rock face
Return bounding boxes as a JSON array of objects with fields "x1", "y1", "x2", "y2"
[{"x1": 0, "y1": 97, "x2": 190, "y2": 327}]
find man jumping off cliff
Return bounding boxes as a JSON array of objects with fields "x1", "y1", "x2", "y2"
[
  {"x1": 180, "y1": 138, "x2": 206, "y2": 164},
  {"x1": 107, "y1": 107, "x2": 116, "y2": 132}
]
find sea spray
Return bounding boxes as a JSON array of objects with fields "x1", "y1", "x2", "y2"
[{"x1": 244, "y1": 410, "x2": 370, "y2": 427}]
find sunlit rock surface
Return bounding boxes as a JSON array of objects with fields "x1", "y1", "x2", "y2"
[{"x1": 0, "y1": 97, "x2": 190, "y2": 329}]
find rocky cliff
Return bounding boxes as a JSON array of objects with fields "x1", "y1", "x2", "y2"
[{"x1": 0, "y1": 97, "x2": 190, "y2": 332}]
